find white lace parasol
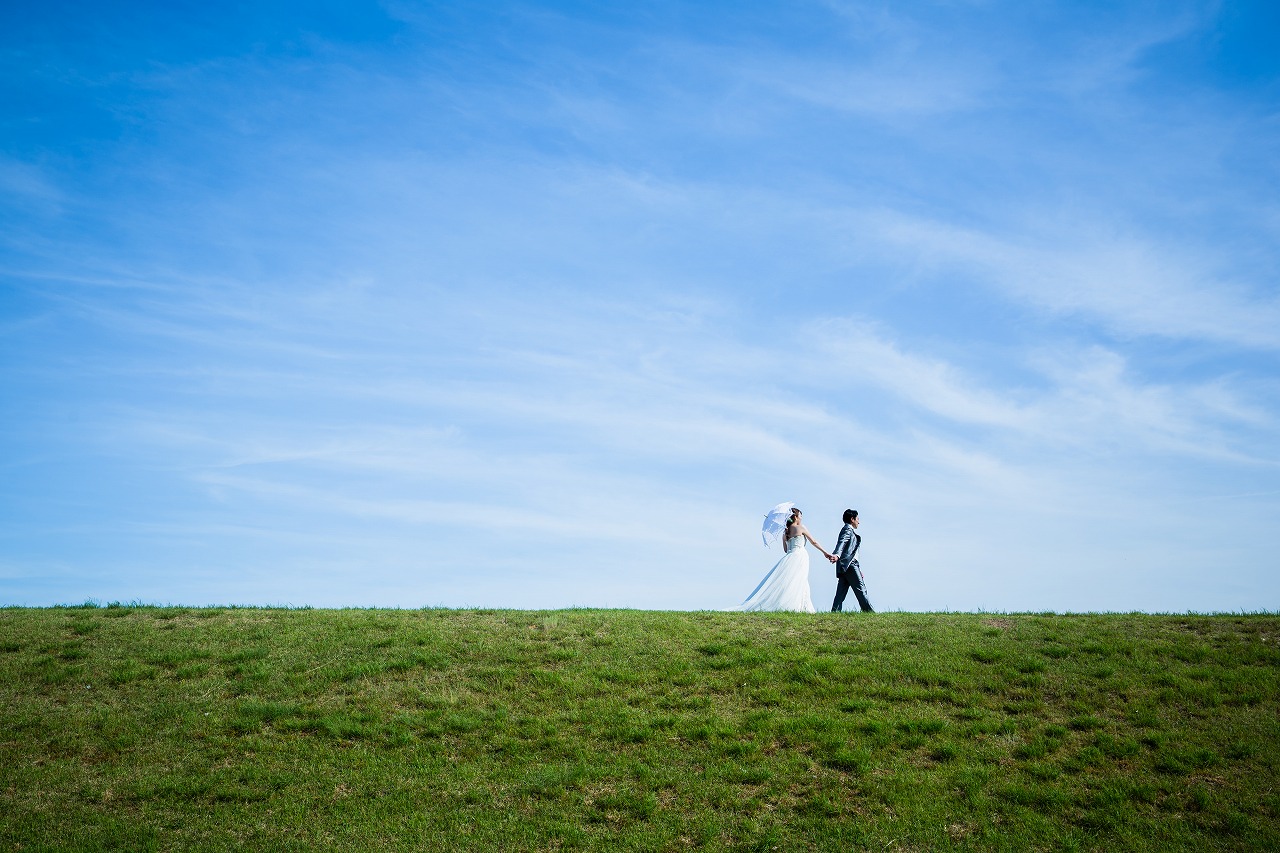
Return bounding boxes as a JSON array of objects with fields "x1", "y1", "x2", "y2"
[{"x1": 761, "y1": 501, "x2": 795, "y2": 547}]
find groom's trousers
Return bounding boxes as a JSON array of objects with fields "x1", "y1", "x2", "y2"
[{"x1": 832, "y1": 562, "x2": 873, "y2": 613}]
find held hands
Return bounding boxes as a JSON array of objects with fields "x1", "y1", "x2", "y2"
[{"x1": 826, "y1": 554, "x2": 837, "y2": 563}]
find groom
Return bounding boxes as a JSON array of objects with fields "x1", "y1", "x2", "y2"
[{"x1": 830, "y1": 509, "x2": 873, "y2": 613}]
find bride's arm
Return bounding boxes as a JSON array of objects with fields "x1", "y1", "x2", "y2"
[{"x1": 801, "y1": 527, "x2": 833, "y2": 559}]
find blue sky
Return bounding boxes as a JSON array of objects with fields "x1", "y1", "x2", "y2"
[{"x1": 3, "y1": 0, "x2": 1278, "y2": 611}]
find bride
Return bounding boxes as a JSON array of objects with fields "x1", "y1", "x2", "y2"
[{"x1": 731, "y1": 507, "x2": 834, "y2": 613}]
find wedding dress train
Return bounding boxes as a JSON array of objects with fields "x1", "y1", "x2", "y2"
[{"x1": 730, "y1": 535, "x2": 817, "y2": 613}]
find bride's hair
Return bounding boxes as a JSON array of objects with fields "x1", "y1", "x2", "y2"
[{"x1": 787, "y1": 508, "x2": 802, "y2": 530}]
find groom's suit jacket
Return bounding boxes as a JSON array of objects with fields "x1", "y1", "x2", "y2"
[{"x1": 831, "y1": 523, "x2": 861, "y2": 576}]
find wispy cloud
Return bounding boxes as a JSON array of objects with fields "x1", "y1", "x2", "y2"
[
  {"x1": 0, "y1": 157, "x2": 64, "y2": 215},
  {"x1": 830, "y1": 207, "x2": 1280, "y2": 349},
  {"x1": 811, "y1": 317, "x2": 1278, "y2": 463}
]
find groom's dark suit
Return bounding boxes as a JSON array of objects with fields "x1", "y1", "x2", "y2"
[{"x1": 831, "y1": 523, "x2": 873, "y2": 612}]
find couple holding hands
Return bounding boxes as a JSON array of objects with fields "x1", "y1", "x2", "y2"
[{"x1": 732, "y1": 506, "x2": 874, "y2": 614}]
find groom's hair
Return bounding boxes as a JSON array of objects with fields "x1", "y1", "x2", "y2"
[{"x1": 843, "y1": 509, "x2": 858, "y2": 523}]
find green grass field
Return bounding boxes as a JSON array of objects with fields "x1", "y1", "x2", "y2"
[{"x1": 2, "y1": 606, "x2": 1277, "y2": 851}]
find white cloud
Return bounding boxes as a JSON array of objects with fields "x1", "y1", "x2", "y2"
[
  {"x1": 808, "y1": 317, "x2": 1278, "y2": 464},
  {"x1": 839, "y1": 208, "x2": 1280, "y2": 349}
]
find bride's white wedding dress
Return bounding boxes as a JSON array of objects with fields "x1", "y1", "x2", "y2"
[{"x1": 730, "y1": 535, "x2": 817, "y2": 613}]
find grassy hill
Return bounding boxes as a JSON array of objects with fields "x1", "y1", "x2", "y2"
[{"x1": 1, "y1": 606, "x2": 1277, "y2": 851}]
